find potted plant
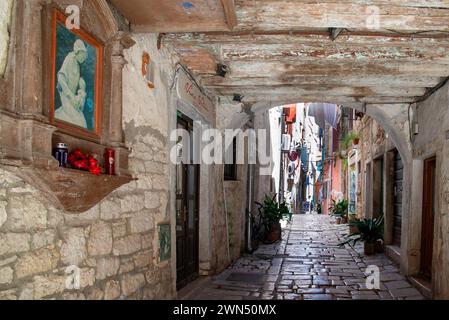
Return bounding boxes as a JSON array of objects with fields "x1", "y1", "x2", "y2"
[
  {"x1": 256, "y1": 195, "x2": 292, "y2": 244},
  {"x1": 329, "y1": 199, "x2": 349, "y2": 224},
  {"x1": 348, "y1": 214, "x2": 359, "y2": 234},
  {"x1": 339, "y1": 215, "x2": 384, "y2": 255},
  {"x1": 352, "y1": 133, "x2": 360, "y2": 145},
  {"x1": 341, "y1": 132, "x2": 360, "y2": 153}
]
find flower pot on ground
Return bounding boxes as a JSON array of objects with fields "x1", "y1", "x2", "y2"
[
  {"x1": 348, "y1": 214, "x2": 359, "y2": 234},
  {"x1": 329, "y1": 199, "x2": 349, "y2": 225},
  {"x1": 353, "y1": 138, "x2": 360, "y2": 145},
  {"x1": 341, "y1": 216, "x2": 348, "y2": 224},
  {"x1": 255, "y1": 195, "x2": 292, "y2": 244},
  {"x1": 364, "y1": 241, "x2": 376, "y2": 255},
  {"x1": 375, "y1": 239, "x2": 385, "y2": 253},
  {"x1": 339, "y1": 215, "x2": 384, "y2": 255},
  {"x1": 266, "y1": 221, "x2": 282, "y2": 243},
  {"x1": 251, "y1": 239, "x2": 259, "y2": 251},
  {"x1": 349, "y1": 225, "x2": 359, "y2": 235}
]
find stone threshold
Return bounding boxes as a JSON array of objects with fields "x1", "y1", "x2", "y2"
[
  {"x1": 385, "y1": 245, "x2": 432, "y2": 299},
  {"x1": 408, "y1": 276, "x2": 433, "y2": 299},
  {"x1": 385, "y1": 245, "x2": 401, "y2": 266}
]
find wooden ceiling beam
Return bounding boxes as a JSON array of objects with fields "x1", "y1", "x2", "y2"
[
  {"x1": 234, "y1": 1, "x2": 449, "y2": 33},
  {"x1": 214, "y1": 86, "x2": 426, "y2": 98},
  {"x1": 235, "y1": 0, "x2": 449, "y2": 9},
  {"x1": 237, "y1": 95, "x2": 416, "y2": 105},
  {"x1": 164, "y1": 32, "x2": 449, "y2": 46},
  {"x1": 225, "y1": 60, "x2": 449, "y2": 78},
  {"x1": 200, "y1": 75, "x2": 444, "y2": 88}
]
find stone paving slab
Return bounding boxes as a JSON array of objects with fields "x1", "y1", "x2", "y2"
[{"x1": 186, "y1": 214, "x2": 425, "y2": 300}]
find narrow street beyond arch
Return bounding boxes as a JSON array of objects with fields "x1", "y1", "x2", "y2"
[{"x1": 181, "y1": 214, "x2": 424, "y2": 300}]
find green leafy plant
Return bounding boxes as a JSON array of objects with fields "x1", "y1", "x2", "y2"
[
  {"x1": 339, "y1": 215, "x2": 384, "y2": 247},
  {"x1": 256, "y1": 195, "x2": 291, "y2": 224},
  {"x1": 255, "y1": 195, "x2": 292, "y2": 244},
  {"x1": 342, "y1": 158, "x2": 348, "y2": 170},
  {"x1": 341, "y1": 132, "x2": 360, "y2": 150},
  {"x1": 329, "y1": 199, "x2": 349, "y2": 218}
]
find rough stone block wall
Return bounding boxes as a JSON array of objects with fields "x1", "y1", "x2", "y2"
[
  {"x1": 0, "y1": 34, "x2": 176, "y2": 300},
  {"x1": 413, "y1": 82, "x2": 449, "y2": 299}
]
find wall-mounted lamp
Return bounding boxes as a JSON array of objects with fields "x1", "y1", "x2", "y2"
[
  {"x1": 216, "y1": 64, "x2": 229, "y2": 77},
  {"x1": 233, "y1": 94, "x2": 243, "y2": 102}
]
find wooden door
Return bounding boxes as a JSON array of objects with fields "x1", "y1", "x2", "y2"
[
  {"x1": 175, "y1": 115, "x2": 200, "y2": 290},
  {"x1": 421, "y1": 157, "x2": 436, "y2": 279},
  {"x1": 392, "y1": 150, "x2": 403, "y2": 246}
]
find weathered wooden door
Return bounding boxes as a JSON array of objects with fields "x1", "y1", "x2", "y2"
[
  {"x1": 175, "y1": 115, "x2": 200, "y2": 290},
  {"x1": 421, "y1": 157, "x2": 436, "y2": 279},
  {"x1": 392, "y1": 150, "x2": 403, "y2": 247}
]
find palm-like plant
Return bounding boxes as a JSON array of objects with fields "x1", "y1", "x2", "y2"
[
  {"x1": 339, "y1": 215, "x2": 384, "y2": 247},
  {"x1": 255, "y1": 195, "x2": 292, "y2": 240},
  {"x1": 329, "y1": 199, "x2": 349, "y2": 218}
]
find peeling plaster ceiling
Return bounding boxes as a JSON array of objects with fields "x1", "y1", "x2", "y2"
[{"x1": 115, "y1": 0, "x2": 449, "y2": 107}]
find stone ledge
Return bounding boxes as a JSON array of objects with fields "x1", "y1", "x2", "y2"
[{"x1": 1, "y1": 164, "x2": 134, "y2": 213}]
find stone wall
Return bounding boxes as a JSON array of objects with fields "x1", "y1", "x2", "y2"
[
  {"x1": 411, "y1": 81, "x2": 449, "y2": 299},
  {"x1": 0, "y1": 34, "x2": 177, "y2": 300},
  {"x1": 354, "y1": 115, "x2": 396, "y2": 219}
]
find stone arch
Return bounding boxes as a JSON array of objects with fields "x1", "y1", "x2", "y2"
[{"x1": 250, "y1": 99, "x2": 416, "y2": 276}]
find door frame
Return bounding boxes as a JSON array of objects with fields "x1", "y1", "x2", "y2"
[
  {"x1": 420, "y1": 156, "x2": 436, "y2": 280},
  {"x1": 175, "y1": 112, "x2": 200, "y2": 290}
]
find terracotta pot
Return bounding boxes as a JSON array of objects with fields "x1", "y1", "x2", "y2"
[
  {"x1": 266, "y1": 222, "x2": 281, "y2": 243},
  {"x1": 364, "y1": 241, "x2": 376, "y2": 255},
  {"x1": 251, "y1": 239, "x2": 259, "y2": 252},
  {"x1": 375, "y1": 240, "x2": 385, "y2": 253},
  {"x1": 353, "y1": 138, "x2": 360, "y2": 145},
  {"x1": 336, "y1": 217, "x2": 342, "y2": 225},
  {"x1": 349, "y1": 225, "x2": 359, "y2": 235},
  {"x1": 341, "y1": 217, "x2": 348, "y2": 224}
]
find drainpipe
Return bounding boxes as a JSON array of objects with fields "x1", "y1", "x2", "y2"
[
  {"x1": 280, "y1": 110, "x2": 286, "y2": 203},
  {"x1": 246, "y1": 164, "x2": 253, "y2": 252},
  {"x1": 222, "y1": 177, "x2": 231, "y2": 263}
]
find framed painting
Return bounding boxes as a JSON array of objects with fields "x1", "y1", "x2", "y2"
[{"x1": 50, "y1": 9, "x2": 103, "y2": 139}]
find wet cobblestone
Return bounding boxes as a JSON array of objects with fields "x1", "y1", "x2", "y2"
[{"x1": 186, "y1": 214, "x2": 425, "y2": 300}]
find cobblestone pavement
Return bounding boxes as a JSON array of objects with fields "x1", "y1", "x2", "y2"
[{"x1": 186, "y1": 214, "x2": 425, "y2": 300}]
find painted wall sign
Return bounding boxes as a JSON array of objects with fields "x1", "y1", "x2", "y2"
[{"x1": 176, "y1": 68, "x2": 214, "y2": 119}]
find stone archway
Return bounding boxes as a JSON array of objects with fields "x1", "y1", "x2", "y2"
[{"x1": 250, "y1": 100, "x2": 418, "y2": 279}]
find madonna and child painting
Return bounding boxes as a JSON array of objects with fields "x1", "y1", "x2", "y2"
[{"x1": 51, "y1": 10, "x2": 102, "y2": 138}]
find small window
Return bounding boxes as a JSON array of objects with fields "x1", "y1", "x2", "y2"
[{"x1": 224, "y1": 138, "x2": 237, "y2": 181}]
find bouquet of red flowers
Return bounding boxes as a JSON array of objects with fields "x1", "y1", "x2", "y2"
[{"x1": 68, "y1": 149, "x2": 101, "y2": 176}]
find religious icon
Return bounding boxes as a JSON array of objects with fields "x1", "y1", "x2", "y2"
[{"x1": 51, "y1": 10, "x2": 103, "y2": 138}]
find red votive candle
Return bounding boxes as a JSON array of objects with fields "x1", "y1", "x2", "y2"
[{"x1": 104, "y1": 148, "x2": 115, "y2": 175}]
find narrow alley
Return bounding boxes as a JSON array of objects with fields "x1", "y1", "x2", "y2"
[
  {"x1": 181, "y1": 214, "x2": 423, "y2": 300},
  {"x1": 2, "y1": 0, "x2": 449, "y2": 303}
]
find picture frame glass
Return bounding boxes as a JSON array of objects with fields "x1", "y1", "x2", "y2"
[{"x1": 52, "y1": 11, "x2": 102, "y2": 136}]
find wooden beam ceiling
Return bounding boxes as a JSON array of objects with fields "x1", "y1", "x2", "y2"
[
  {"x1": 159, "y1": 0, "x2": 449, "y2": 105},
  {"x1": 234, "y1": 0, "x2": 449, "y2": 33}
]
